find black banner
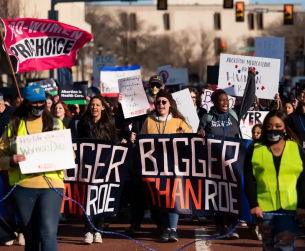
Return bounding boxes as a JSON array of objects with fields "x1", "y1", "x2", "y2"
[
  {"x1": 135, "y1": 134, "x2": 249, "y2": 218},
  {"x1": 61, "y1": 139, "x2": 133, "y2": 219}
]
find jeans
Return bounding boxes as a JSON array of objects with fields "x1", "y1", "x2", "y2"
[
  {"x1": 11, "y1": 186, "x2": 63, "y2": 251},
  {"x1": 162, "y1": 213, "x2": 179, "y2": 229},
  {"x1": 85, "y1": 218, "x2": 103, "y2": 233},
  {"x1": 258, "y1": 209, "x2": 298, "y2": 251}
]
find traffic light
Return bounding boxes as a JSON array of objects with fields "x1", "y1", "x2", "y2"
[
  {"x1": 284, "y1": 4, "x2": 293, "y2": 25},
  {"x1": 223, "y1": 0, "x2": 233, "y2": 9},
  {"x1": 157, "y1": 0, "x2": 167, "y2": 10},
  {"x1": 221, "y1": 42, "x2": 227, "y2": 52},
  {"x1": 236, "y1": 2, "x2": 245, "y2": 22}
]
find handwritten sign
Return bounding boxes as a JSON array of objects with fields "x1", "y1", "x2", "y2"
[
  {"x1": 172, "y1": 89, "x2": 199, "y2": 133},
  {"x1": 100, "y1": 65, "x2": 141, "y2": 97},
  {"x1": 201, "y1": 89, "x2": 235, "y2": 112},
  {"x1": 93, "y1": 55, "x2": 116, "y2": 87},
  {"x1": 240, "y1": 111, "x2": 268, "y2": 139},
  {"x1": 255, "y1": 37, "x2": 285, "y2": 79},
  {"x1": 218, "y1": 54, "x2": 280, "y2": 100},
  {"x1": 157, "y1": 66, "x2": 189, "y2": 86},
  {"x1": 118, "y1": 75, "x2": 150, "y2": 119},
  {"x1": 17, "y1": 129, "x2": 75, "y2": 174}
]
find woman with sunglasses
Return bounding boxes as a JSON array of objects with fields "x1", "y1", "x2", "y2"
[{"x1": 140, "y1": 90, "x2": 191, "y2": 242}]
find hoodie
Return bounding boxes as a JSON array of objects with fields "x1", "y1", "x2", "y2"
[
  {"x1": 289, "y1": 107, "x2": 305, "y2": 144},
  {"x1": 198, "y1": 106, "x2": 240, "y2": 138}
]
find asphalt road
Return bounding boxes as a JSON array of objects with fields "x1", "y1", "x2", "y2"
[{"x1": 1, "y1": 220, "x2": 305, "y2": 251}]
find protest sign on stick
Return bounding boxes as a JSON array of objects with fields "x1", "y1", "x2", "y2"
[
  {"x1": 58, "y1": 84, "x2": 87, "y2": 105},
  {"x1": 118, "y1": 75, "x2": 150, "y2": 119},
  {"x1": 201, "y1": 89, "x2": 235, "y2": 112},
  {"x1": 17, "y1": 129, "x2": 75, "y2": 174},
  {"x1": 100, "y1": 65, "x2": 141, "y2": 97},
  {"x1": 172, "y1": 89, "x2": 199, "y2": 133},
  {"x1": 93, "y1": 55, "x2": 116, "y2": 87},
  {"x1": 218, "y1": 54, "x2": 280, "y2": 99},
  {"x1": 157, "y1": 66, "x2": 189, "y2": 86}
]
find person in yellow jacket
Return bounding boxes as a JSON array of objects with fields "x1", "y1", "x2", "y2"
[
  {"x1": 244, "y1": 110, "x2": 305, "y2": 251},
  {"x1": 136, "y1": 90, "x2": 191, "y2": 242},
  {"x1": 0, "y1": 85, "x2": 65, "y2": 251}
]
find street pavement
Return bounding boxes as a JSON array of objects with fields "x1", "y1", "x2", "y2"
[{"x1": 1, "y1": 219, "x2": 305, "y2": 251}]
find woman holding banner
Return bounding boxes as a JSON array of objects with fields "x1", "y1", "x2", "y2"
[
  {"x1": 0, "y1": 85, "x2": 65, "y2": 251},
  {"x1": 244, "y1": 110, "x2": 305, "y2": 251},
  {"x1": 77, "y1": 95, "x2": 117, "y2": 244},
  {"x1": 198, "y1": 88, "x2": 240, "y2": 239},
  {"x1": 139, "y1": 90, "x2": 191, "y2": 242}
]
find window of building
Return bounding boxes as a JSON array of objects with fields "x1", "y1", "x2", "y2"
[
  {"x1": 163, "y1": 13, "x2": 170, "y2": 30},
  {"x1": 129, "y1": 13, "x2": 137, "y2": 31},
  {"x1": 120, "y1": 12, "x2": 128, "y2": 29},
  {"x1": 214, "y1": 37, "x2": 221, "y2": 55},
  {"x1": 130, "y1": 38, "x2": 137, "y2": 54},
  {"x1": 248, "y1": 13, "x2": 254, "y2": 30},
  {"x1": 257, "y1": 13, "x2": 263, "y2": 30},
  {"x1": 214, "y1": 13, "x2": 221, "y2": 30}
]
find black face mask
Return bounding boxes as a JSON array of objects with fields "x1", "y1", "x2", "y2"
[
  {"x1": 29, "y1": 104, "x2": 45, "y2": 118},
  {"x1": 266, "y1": 129, "x2": 284, "y2": 144}
]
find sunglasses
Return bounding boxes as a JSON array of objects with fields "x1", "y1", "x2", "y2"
[
  {"x1": 191, "y1": 96, "x2": 197, "y2": 99},
  {"x1": 156, "y1": 100, "x2": 168, "y2": 105}
]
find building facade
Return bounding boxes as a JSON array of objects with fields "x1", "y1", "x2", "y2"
[{"x1": 86, "y1": 1, "x2": 303, "y2": 81}]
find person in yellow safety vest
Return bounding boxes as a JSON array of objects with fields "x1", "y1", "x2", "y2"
[
  {"x1": 0, "y1": 85, "x2": 65, "y2": 251},
  {"x1": 244, "y1": 110, "x2": 305, "y2": 251}
]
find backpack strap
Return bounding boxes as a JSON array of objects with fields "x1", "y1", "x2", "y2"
[{"x1": 229, "y1": 109, "x2": 238, "y2": 122}]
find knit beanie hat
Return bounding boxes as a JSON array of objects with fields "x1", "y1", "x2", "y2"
[{"x1": 156, "y1": 90, "x2": 173, "y2": 102}]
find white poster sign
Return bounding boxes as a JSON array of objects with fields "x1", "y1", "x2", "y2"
[
  {"x1": 172, "y1": 89, "x2": 199, "y2": 133},
  {"x1": 157, "y1": 67, "x2": 189, "y2": 86},
  {"x1": 255, "y1": 37, "x2": 285, "y2": 79},
  {"x1": 218, "y1": 54, "x2": 280, "y2": 100},
  {"x1": 118, "y1": 75, "x2": 150, "y2": 119},
  {"x1": 17, "y1": 129, "x2": 75, "y2": 174},
  {"x1": 100, "y1": 65, "x2": 141, "y2": 96},
  {"x1": 93, "y1": 55, "x2": 116, "y2": 87},
  {"x1": 201, "y1": 89, "x2": 236, "y2": 112},
  {"x1": 240, "y1": 111, "x2": 268, "y2": 139}
]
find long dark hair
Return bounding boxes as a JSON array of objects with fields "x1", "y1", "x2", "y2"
[
  {"x1": 9, "y1": 100, "x2": 54, "y2": 139},
  {"x1": 258, "y1": 110, "x2": 300, "y2": 144},
  {"x1": 186, "y1": 87, "x2": 201, "y2": 108},
  {"x1": 78, "y1": 95, "x2": 116, "y2": 140}
]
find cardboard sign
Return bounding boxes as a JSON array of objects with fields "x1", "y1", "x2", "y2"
[
  {"x1": 218, "y1": 54, "x2": 280, "y2": 100},
  {"x1": 100, "y1": 65, "x2": 141, "y2": 97},
  {"x1": 240, "y1": 111, "x2": 268, "y2": 139},
  {"x1": 201, "y1": 89, "x2": 235, "y2": 112},
  {"x1": 58, "y1": 84, "x2": 87, "y2": 105},
  {"x1": 28, "y1": 78, "x2": 57, "y2": 95},
  {"x1": 172, "y1": 89, "x2": 199, "y2": 133},
  {"x1": 157, "y1": 66, "x2": 189, "y2": 86},
  {"x1": 93, "y1": 55, "x2": 116, "y2": 87},
  {"x1": 17, "y1": 129, "x2": 75, "y2": 174},
  {"x1": 255, "y1": 37, "x2": 285, "y2": 79},
  {"x1": 118, "y1": 75, "x2": 150, "y2": 119}
]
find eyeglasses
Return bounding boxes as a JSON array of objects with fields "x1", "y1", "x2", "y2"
[{"x1": 156, "y1": 100, "x2": 168, "y2": 105}]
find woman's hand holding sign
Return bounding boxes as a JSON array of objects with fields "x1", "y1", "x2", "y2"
[{"x1": 10, "y1": 154, "x2": 26, "y2": 168}]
